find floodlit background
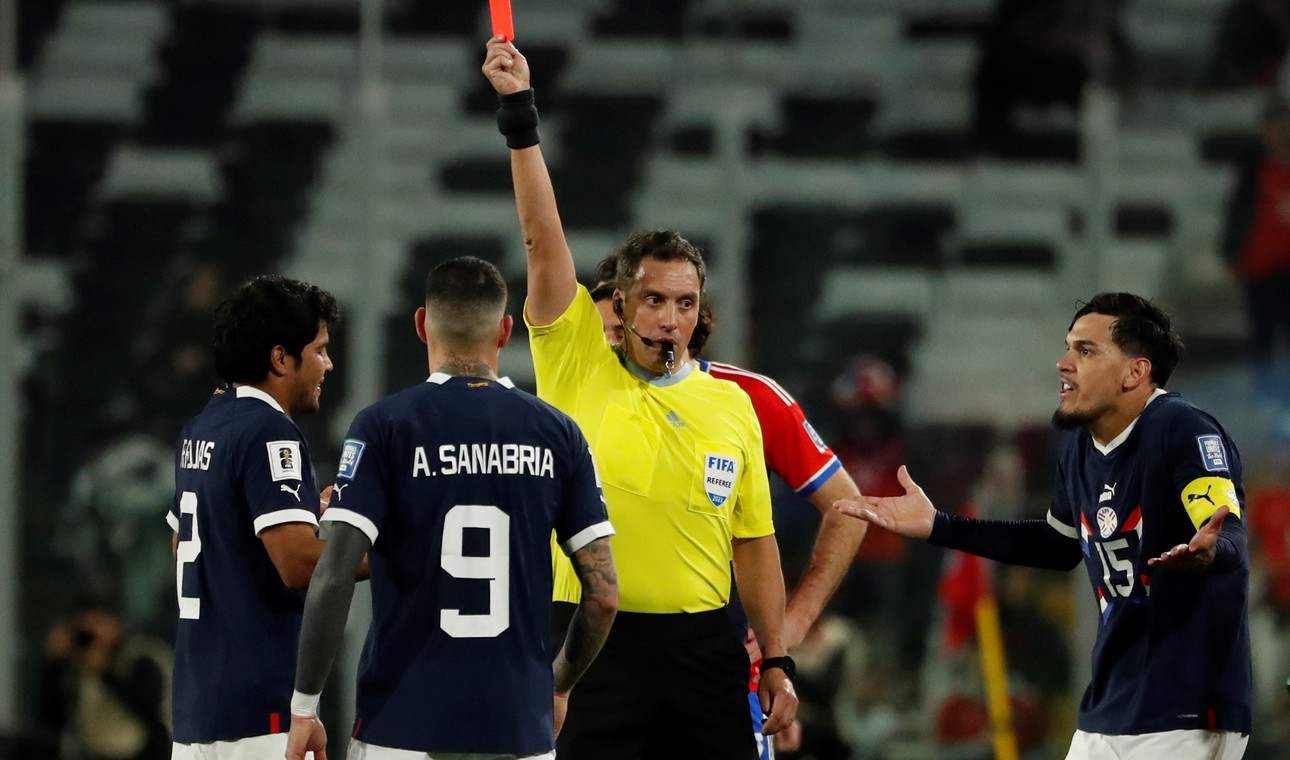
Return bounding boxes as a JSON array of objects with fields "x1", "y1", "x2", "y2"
[{"x1": 2, "y1": 0, "x2": 1290, "y2": 757}]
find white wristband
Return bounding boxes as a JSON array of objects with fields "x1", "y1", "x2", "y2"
[{"x1": 290, "y1": 690, "x2": 321, "y2": 717}]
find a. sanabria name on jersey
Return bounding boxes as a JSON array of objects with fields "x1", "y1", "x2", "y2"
[{"x1": 413, "y1": 443, "x2": 555, "y2": 478}]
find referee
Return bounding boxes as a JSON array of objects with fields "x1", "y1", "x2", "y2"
[{"x1": 484, "y1": 37, "x2": 798, "y2": 760}]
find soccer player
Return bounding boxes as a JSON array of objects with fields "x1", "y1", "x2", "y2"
[
  {"x1": 588, "y1": 263, "x2": 863, "y2": 758},
  {"x1": 484, "y1": 37, "x2": 798, "y2": 760},
  {"x1": 168, "y1": 275, "x2": 339, "y2": 758},
  {"x1": 837, "y1": 293, "x2": 1252, "y2": 759},
  {"x1": 285, "y1": 256, "x2": 619, "y2": 760}
]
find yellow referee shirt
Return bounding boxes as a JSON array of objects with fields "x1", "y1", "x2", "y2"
[{"x1": 527, "y1": 286, "x2": 774, "y2": 613}]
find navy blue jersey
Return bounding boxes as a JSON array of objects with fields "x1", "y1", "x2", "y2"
[
  {"x1": 167, "y1": 386, "x2": 321, "y2": 743},
  {"x1": 1047, "y1": 391, "x2": 1252, "y2": 735},
  {"x1": 322, "y1": 373, "x2": 612, "y2": 755}
]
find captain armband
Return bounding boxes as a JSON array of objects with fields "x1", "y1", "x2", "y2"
[{"x1": 1180, "y1": 476, "x2": 1241, "y2": 530}]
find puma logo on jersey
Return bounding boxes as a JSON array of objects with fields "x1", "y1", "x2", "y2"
[
  {"x1": 280, "y1": 483, "x2": 302, "y2": 502},
  {"x1": 1099, "y1": 483, "x2": 1116, "y2": 503},
  {"x1": 332, "y1": 483, "x2": 349, "y2": 501},
  {"x1": 1187, "y1": 484, "x2": 1215, "y2": 506}
]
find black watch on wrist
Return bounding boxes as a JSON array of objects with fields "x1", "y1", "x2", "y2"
[{"x1": 760, "y1": 655, "x2": 796, "y2": 681}]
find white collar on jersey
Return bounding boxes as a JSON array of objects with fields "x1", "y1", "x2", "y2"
[
  {"x1": 1092, "y1": 387, "x2": 1168, "y2": 456},
  {"x1": 426, "y1": 373, "x2": 515, "y2": 388},
  {"x1": 235, "y1": 385, "x2": 285, "y2": 414}
]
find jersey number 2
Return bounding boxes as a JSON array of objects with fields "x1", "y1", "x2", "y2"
[
  {"x1": 176, "y1": 491, "x2": 202, "y2": 619},
  {"x1": 440, "y1": 504, "x2": 510, "y2": 638}
]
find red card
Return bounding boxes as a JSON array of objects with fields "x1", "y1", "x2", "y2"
[{"x1": 490, "y1": 0, "x2": 514, "y2": 42}]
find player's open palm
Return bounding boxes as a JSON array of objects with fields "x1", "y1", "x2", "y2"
[
  {"x1": 833, "y1": 465, "x2": 937, "y2": 540},
  {"x1": 482, "y1": 37, "x2": 530, "y2": 95},
  {"x1": 1147, "y1": 505, "x2": 1230, "y2": 572}
]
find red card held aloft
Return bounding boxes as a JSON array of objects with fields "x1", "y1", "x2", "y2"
[{"x1": 490, "y1": 0, "x2": 514, "y2": 42}]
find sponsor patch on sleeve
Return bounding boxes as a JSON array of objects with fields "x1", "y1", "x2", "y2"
[
  {"x1": 337, "y1": 439, "x2": 366, "y2": 480},
  {"x1": 266, "y1": 440, "x2": 303, "y2": 482},
  {"x1": 1195, "y1": 434, "x2": 1229, "y2": 472},
  {"x1": 803, "y1": 420, "x2": 829, "y2": 454},
  {"x1": 1181, "y1": 476, "x2": 1242, "y2": 529}
]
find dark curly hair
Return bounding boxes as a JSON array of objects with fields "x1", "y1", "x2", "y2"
[{"x1": 213, "y1": 275, "x2": 340, "y2": 385}]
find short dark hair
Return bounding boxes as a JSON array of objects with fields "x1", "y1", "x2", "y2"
[
  {"x1": 601, "y1": 234, "x2": 716, "y2": 356},
  {"x1": 1070, "y1": 292, "x2": 1183, "y2": 387},
  {"x1": 424, "y1": 256, "x2": 508, "y2": 347},
  {"x1": 213, "y1": 275, "x2": 340, "y2": 385}
]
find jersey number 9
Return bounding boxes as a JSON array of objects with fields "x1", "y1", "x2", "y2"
[{"x1": 440, "y1": 504, "x2": 510, "y2": 638}]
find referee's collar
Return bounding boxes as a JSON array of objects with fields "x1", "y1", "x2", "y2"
[{"x1": 622, "y1": 356, "x2": 694, "y2": 387}]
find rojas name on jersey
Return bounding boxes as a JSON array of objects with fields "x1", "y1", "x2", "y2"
[{"x1": 180, "y1": 439, "x2": 215, "y2": 470}]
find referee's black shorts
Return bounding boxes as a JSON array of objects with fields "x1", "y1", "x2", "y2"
[{"x1": 552, "y1": 602, "x2": 758, "y2": 760}]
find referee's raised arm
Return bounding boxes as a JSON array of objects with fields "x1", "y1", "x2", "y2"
[{"x1": 482, "y1": 36, "x2": 577, "y2": 328}]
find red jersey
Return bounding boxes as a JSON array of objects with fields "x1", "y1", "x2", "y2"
[
  {"x1": 1248, "y1": 484, "x2": 1290, "y2": 609},
  {"x1": 1238, "y1": 159, "x2": 1290, "y2": 279},
  {"x1": 700, "y1": 360, "x2": 841, "y2": 495}
]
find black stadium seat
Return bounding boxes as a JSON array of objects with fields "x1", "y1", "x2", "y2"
[
  {"x1": 593, "y1": 0, "x2": 693, "y2": 39},
  {"x1": 554, "y1": 94, "x2": 664, "y2": 229},
  {"x1": 772, "y1": 96, "x2": 879, "y2": 158},
  {"x1": 958, "y1": 241, "x2": 1056, "y2": 268},
  {"x1": 140, "y1": 6, "x2": 258, "y2": 147},
  {"x1": 24, "y1": 122, "x2": 124, "y2": 258}
]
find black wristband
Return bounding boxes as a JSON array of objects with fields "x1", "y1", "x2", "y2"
[
  {"x1": 497, "y1": 89, "x2": 539, "y2": 149},
  {"x1": 760, "y1": 655, "x2": 796, "y2": 681}
]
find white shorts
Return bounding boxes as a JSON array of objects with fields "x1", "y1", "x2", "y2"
[
  {"x1": 172, "y1": 733, "x2": 292, "y2": 759},
  {"x1": 1066, "y1": 729, "x2": 1249, "y2": 760},
  {"x1": 348, "y1": 739, "x2": 555, "y2": 760}
]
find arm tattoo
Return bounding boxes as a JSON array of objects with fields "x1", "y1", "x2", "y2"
[
  {"x1": 571, "y1": 536, "x2": 617, "y2": 601},
  {"x1": 554, "y1": 537, "x2": 617, "y2": 694}
]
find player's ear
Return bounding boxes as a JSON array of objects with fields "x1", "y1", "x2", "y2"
[
  {"x1": 497, "y1": 314, "x2": 514, "y2": 349},
  {"x1": 414, "y1": 306, "x2": 429, "y2": 345},
  {"x1": 268, "y1": 345, "x2": 289, "y2": 377},
  {"x1": 1123, "y1": 356, "x2": 1152, "y2": 391}
]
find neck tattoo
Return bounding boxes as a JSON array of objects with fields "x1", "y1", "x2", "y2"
[{"x1": 435, "y1": 358, "x2": 496, "y2": 379}]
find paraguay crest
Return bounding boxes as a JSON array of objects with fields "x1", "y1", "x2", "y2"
[
  {"x1": 1096, "y1": 506, "x2": 1119, "y2": 538},
  {"x1": 704, "y1": 453, "x2": 738, "y2": 508}
]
